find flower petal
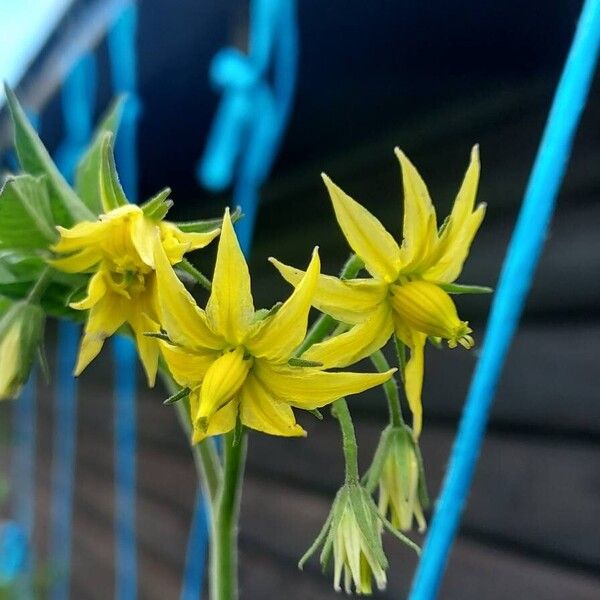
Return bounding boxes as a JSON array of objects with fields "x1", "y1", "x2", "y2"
[
  {"x1": 191, "y1": 396, "x2": 238, "y2": 444},
  {"x1": 74, "y1": 291, "x2": 128, "y2": 375},
  {"x1": 160, "y1": 343, "x2": 218, "y2": 388},
  {"x1": 240, "y1": 374, "x2": 306, "y2": 437},
  {"x1": 52, "y1": 220, "x2": 111, "y2": 253},
  {"x1": 394, "y1": 320, "x2": 426, "y2": 437},
  {"x1": 302, "y1": 304, "x2": 394, "y2": 368},
  {"x1": 423, "y1": 146, "x2": 485, "y2": 283},
  {"x1": 154, "y1": 237, "x2": 224, "y2": 350},
  {"x1": 50, "y1": 246, "x2": 102, "y2": 273},
  {"x1": 322, "y1": 174, "x2": 401, "y2": 282},
  {"x1": 70, "y1": 270, "x2": 107, "y2": 310},
  {"x1": 246, "y1": 248, "x2": 320, "y2": 361},
  {"x1": 270, "y1": 257, "x2": 387, "y2": 325},
  {"x1": 254, "y1": 360, "x2": 395, "y2": 410},
  {"x1": 160, "y1": 222, "x2": 220, "y2": 264},
  {"x1": 206, "y1": 208, "x2": 254, "y2": 343},
  {"x1": 395, "y1": 149, "x2": 438, "y2": 270},
  {"x1": 132, "y1": 212, "x2": 159, "y2": 268}
]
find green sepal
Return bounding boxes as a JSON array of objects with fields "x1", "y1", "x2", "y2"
[
  {"x1": 175, "y1": 205, "x2": 242, "y2": 233},
  {"x1": 308, "y1": 408, "x2": 323, "y2": 420},
  {"x1": 362, "y1": 425, "x2": 393, "y2": 493},
  {"x1": 287, "y1": 357, "x2": 322, "y2": 368},
  {"x1": 75, "y1": 96, "x2": 125, "y2": 214},
  {"x1": 141, "y1": 188, "x2": 173, "y2": 221},
  {"x1": 232, "y1": 416, "x2": 244, "y2": 447},
  {"x1": 439, "y1": 282, "x2": 493, "y2": 295},
  {"x1": 163, "y1": 386, "x2": 191, "y2": 406},
  {"x1": 410, "y1": 434, "x2": 430, "y2": 509},
  {"x1": 99, "y1": 132, "x2": 129, "y2": 211},
  {"x1": 348, "y1": 485, "x2": 388, "y2": 569},
  {"x1": 427, "y1": 335, "x2": 443, "y2": 349},
  {"x1": 3, "y1": 83, "x2": 94, "y2": 225},
  {"x1": 144, "y1": 331, "x2": 175, "y2": 343},
  {"x1": 298, "y1": 488, "x2": 338, "y2": 570},
  {"x1": 0, "y1": 175, "x2": 57, "y2": 249}
]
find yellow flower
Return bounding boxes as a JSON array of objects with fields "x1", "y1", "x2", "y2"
[
  {"x1": 272, "y1": 147, "x2": 486, "y2": 435},
  {"x1": 51, "y1": 204, "x2": 219, "y2": 385},
  {"x1": 154, "y1": 208, "x2": 395, "y2": 442},
  {"x1": 0, "y1": 302, "x2": 45, "y2": 400}
]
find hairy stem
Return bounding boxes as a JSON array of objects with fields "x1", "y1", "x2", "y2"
[
  {"x1": 211, "y1": 429, "x2": 247, "y2": 600},
  {"x1": 332, "y1": 398, "x2": 359, "y2": 484},
  {"x1": 369, "y1": 350, "x2": 405, "y2": 427}
]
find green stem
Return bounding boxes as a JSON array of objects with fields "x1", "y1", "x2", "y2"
[
  {"x1": 160, "y1": 367, "x2": 222, "y2": 503},
  {"x1": 179, "y1": 258, "x2": 212, "y2": 292},
  {"x1": 211, "y1": 429, "x2": 247, "y2": 600},
  {"x1": 332, "y1": 398, "x2": 360, "y2": 484},
  {"x1": 369, "y1": 350, "x2": 405, "y2": 427},
  {"x1": 27, "y1": 267, "x2": 53, "y2": 303}
]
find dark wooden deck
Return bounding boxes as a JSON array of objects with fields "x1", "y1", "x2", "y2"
[{"x1": 2, "y1": 77, "x2": 600, "y2": 599}]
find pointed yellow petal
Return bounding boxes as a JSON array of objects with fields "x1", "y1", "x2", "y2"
[
  {"x1": 206, "y1": 208, "x2": 254, "y2": 343},
  {"x1": 131, "y1": 213, "x2": 159, "y2": 268},
  {"x1": 52, "y1": 220, "x2": 110, "y2": 253},
  {"x1": 192, "y1": 396, "x2": 238, "y2": 444},
  {"x1": 302, "y1": 304, "x2": 394, "y2": 368},
  {"x1": 270, "y1": 257, "x2": 387, "y2": 324},
  {"x1": 322, "y1": 174, "x2": 401, "y2": 282},
  {"x1": 399, "y1": 329, "x2": 426, "y2": 438},
  {"x1": 51, "y1": 247, "x2": 102, "y2": 273},
  {"x1": 70, "y1": 271, "x2": 107, "y2": 310},
  {"x1": 160, "y1": 222, "x2": 221, "y2": 265},
  {"x1": 424, "y1": 147, "x2": 485, "y2": 282},
  {"x1": 240, "y1": 374, "x2": 306, "y2": 437},
  {"x1": 160, "y1": 343, "x2": 218, "y2": 388},
  {"x1": 154, "y1": 237, "x2": 224, "y2": 350},
  {"x1": 198, "y1": 347, "x2": 251, "y2": 423},
  {"x1": 254, "y1": 360, "x2": 395, "y2": 410},
  {"x1": 128, "y1": 288, "x2": 162, "y2": 386},
  {"x1": 395, "y1": 149, "x2": 438, "y2": 269},
  {"x1": 74, "y1": 292, "x2": 128, "y2": 375},
  {"x1": 246, "y1": 248, "x2": 320, "y2": 361}
]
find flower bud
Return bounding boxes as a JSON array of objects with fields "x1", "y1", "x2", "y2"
[
  {"x1": 390, "y1": 280, "x2": 473, "y2": 348},
  {"x1": 365, "y1": 426, "x2": 428, "y2": 533},
  {"x1": 0, "y1": 302, "x2": 45, "y2": 400},
  {"x1": 300, "y1": 484, "x2": 389, "y2": 595}
]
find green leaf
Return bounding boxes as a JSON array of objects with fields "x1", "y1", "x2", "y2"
[
  {"x1": 439, "y1": 282, "x2": 493, "y2": 295},
  {"x1": 175, "y1": 206, "x2": 242, "y2": 233},
  {"x1": 0, "y1": 175, "x2": 57, "y2": 249},
  {"x1": 3, "y1": 83, "x2": 94, "y2": 225},
  {"x1": 99, "y1": 132, "x2": 129, "y2": 211},
  {"x1": 75, "y1": 96, "x2": 125, "y2": 214},
  {"x1": 141, "y1": 188, "x2": 173, "y2": 221}
]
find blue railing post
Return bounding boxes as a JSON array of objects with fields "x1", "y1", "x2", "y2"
[
  {"x1": 108, "y1": 5, "x2": 141, "y2": 600},
  {"x1": 409, "y1": 2, "x2": 600, "y2": 598},
  {"x1": 50, "y1": 51, "x2": 96, "y2": 600}
]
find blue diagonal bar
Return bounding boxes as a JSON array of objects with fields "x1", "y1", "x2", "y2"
[
  {"x1": 409, "y1": 1, "x2": 600, "y2": 598},
  {"x1": 108, "y1": 5, "x2": 141, "y2": 600}
]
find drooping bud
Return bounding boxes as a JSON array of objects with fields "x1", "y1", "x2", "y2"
[
  {"x1": 365, "y1": 425, "x2": 429, "y2": 533},
  {"x1": 390, "y1": 280, "x2": 473, "y2": 348},
  {"x1": 0, "y1": 302, "x2": 45, "y2": 400},
  {"x1": 300, "y1": 484, "x2": 389, "y2": 595}
]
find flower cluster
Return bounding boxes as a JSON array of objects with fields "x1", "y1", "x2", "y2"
[{"x1": 0, "y1": 86, "x2": 488, "y2": 596}]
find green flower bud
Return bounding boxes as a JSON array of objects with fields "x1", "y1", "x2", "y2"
[
  {"x1": 300, "y1": 483, "x2": 389, "y2": 595},
  {"x1": 365, "y1": 425, "x2": 429, "y2": 533},
  {"x1": 0, "y1": 302, "x2": 45, "y2": 400}
]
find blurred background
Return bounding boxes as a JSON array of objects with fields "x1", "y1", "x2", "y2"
[{"x1": 1, "y1": 0, "x2": 599, "y2": 598}]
